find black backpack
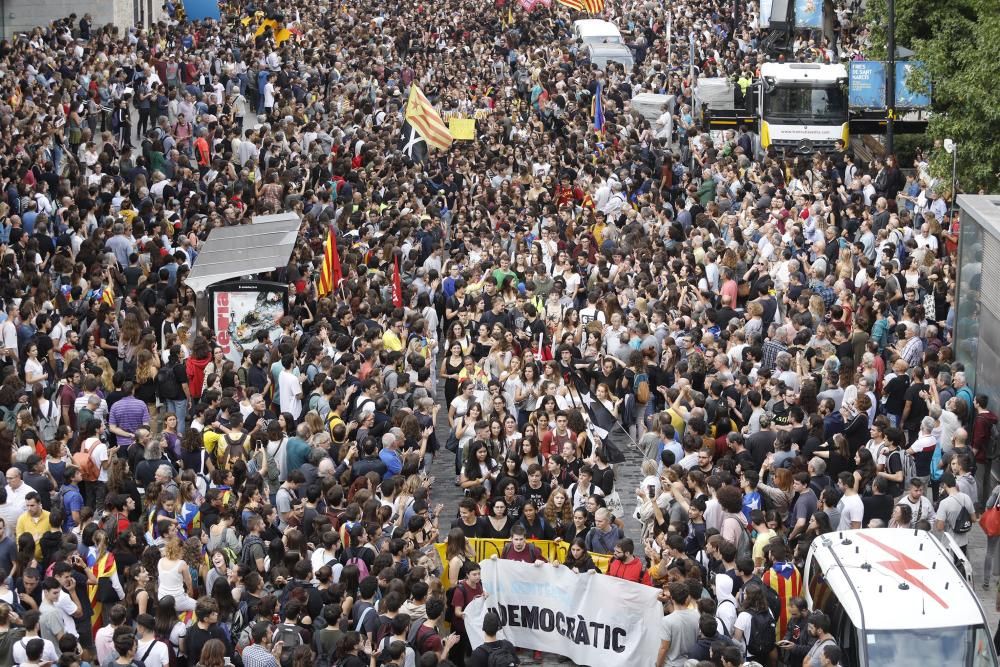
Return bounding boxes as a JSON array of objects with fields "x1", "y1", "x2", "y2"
[
  {"x1": 954, "y1": 502, "x2": 974, "y2": 534},
  {"x1": 486, "y1": 642, "x2": 519, "y2": 667},
  {"x1": 157, "y1": 363, "x2": 181, "y2": 400},
  {"x1": 746, "y1": 608, "x2": 776, "y2": 659}
]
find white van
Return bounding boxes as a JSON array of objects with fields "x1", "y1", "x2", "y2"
[
  {"x1": 572, "y1": 19, "x2": 623, "y2": 46},
  {"x1": 804, "y1": 529, "x2": 997, "y2": 667},
  {"x1": 583, "y1": 43, "x2": 633, "y2": 73}
]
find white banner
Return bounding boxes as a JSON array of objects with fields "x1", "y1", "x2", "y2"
[{"x1": 464, "y1": 559, "x2": 663, "y2": 667}]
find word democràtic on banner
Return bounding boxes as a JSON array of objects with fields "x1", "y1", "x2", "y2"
[
  {"x1": 433, "y1": 537, "x2": 611, "y2": 589},
  {"x1": 464, "y1": 559, "x2": 663, "y2": 667}
]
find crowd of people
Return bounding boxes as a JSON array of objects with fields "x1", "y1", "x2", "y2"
[{"x1": 0, "y1": 0, "x2": 982, "y2": 665}]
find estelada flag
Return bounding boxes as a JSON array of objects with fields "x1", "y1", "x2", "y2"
[
  {"x1": 317, "y1": 225, "x2": 341, "y2": 297},
  {"x1": 102, "y1": 279, "x2": 115, "y2": 307},
  {"x1": 404, "y1": 85, "x2": 453, "y2": 151},
  {"x1": 556, "y1": 0, "x2": 603, "y2": 11},
  {"x1": 392, "y1": 255, "x2": 403, "y2": 307}
]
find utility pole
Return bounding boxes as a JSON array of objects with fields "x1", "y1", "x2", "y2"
[{"x1": 886, "y1": 0, "x2": 896, "y2": 154}]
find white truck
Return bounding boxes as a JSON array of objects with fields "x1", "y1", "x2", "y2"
[{"x1": 696, "y1": 62, "x2": 849, "y2": 156}]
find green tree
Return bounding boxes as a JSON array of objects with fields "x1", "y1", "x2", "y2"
[{"x1": 863, "y1": 0, "x2": 1000, "y2": 192}]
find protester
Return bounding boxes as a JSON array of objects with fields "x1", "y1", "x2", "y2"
[{"x1": 0, "y1": 0, "x2": 978, "y2": 663}]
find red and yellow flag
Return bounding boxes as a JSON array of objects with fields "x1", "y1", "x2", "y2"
[
  {"x1": 317, "y1": 226, "x2": 342, "y2": 298},
  {"x1": 405, "y1": 85, "x2": 453, "y2": 151},
  {"x1": 102, "y1": 280, "x2": 115, "y2": 307}
]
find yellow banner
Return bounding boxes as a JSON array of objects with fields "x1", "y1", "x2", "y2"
[
  {"x1": 448, "y1": 118, "x2": 476, "y2": 141},
  {"x1": 434, "y1": 538, "x2": 611, "y2": 590}
]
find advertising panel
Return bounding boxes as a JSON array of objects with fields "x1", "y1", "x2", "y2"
[{"x1": 209, "y1": 282, "x2": 288, "y2": 363}]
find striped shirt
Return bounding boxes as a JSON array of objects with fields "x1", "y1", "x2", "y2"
[
  {"x1": 762, "y1": 561, "x2": 802, "y2": 641},
  {"x1": 108, "y1": 396, "x2": 150, "y2": 448}
]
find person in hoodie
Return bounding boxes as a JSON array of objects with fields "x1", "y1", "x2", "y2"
[
  {"x1": 714, "y1": 572, "x2": 739, "y2": 638},
  {"x1": 185, "y1": 336, "x2": 213, "y2": 404}
]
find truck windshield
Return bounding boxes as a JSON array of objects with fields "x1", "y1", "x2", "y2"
[
  {"x1": 864, "y1": 625, "x2": 996, "y2": 667},
  {"x1": 764, "y1": 84, "x2": 847, "y2": 122}
]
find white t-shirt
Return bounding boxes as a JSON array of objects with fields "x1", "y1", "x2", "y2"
[
  {"x1": 136, "y1": 637, "x2": 170, "y2": 667},
  {"x1": 40, "y1": 589, "x2": 79, "y2": 637},
  {"x1": 90, "y1": 440, "x2": 110, "y2": 483},
  {"x1": 733, "y1": 611, "x2": 752, "y2": 655},
  {"x1": 278, "y1": 369, "x2": 303, "y2": 420},
  {"x1": 12, "y1": 635, "x2": 59, "y2": 665},
  {"x1": 838, "y1": 493, "x2": 865, "y2": 530}
]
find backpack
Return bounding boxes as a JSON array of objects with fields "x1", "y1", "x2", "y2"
[
  {"x1": 373, "y1": 614, "x2": 395, "y2": 645},
  {"x1": 0, "y1": 404, "x2": 24, "y2": 433},
  {"x1": 988, "y1": 422, "x2": 1000, "y2": 462},
  {"x1": 221, "y1": 430, "x2": 249, "y2": 468},
  {"x1": 892, "y1": 449, "x2": 917, "y2": 491},
  {"x1": 388, "y1": 391, "x2": 411, "y2": 415},
  {"x1": 73, "y1": 436, "x2": 102, "y2": 482},
  {"x1": 407, "y1": 623, "x2": 439, "y2": 655},
  {"x1": 346, "y1": 548, "x2": 370, "y2": 580},
  {"x1": 230, "y1": 598, "x2": 251, "y2": 647},
  {"x1": 0, "y1": 627, "x2": 25, "y2": 667},
  {"x1": 486, "y1": 642, "x2": 519, "y2": 667},
  {"x1": 157, "y1": 363, "x2": 181, "y2": 400},
  {"x1": 954, "y1": 501, "x2": 974, "y2": 534},
  {"x1": 155, "y1": 636, "x2": 179, "y2": 667},
  {"x1": 272, "y1": 623, "x2": 303, "y2": 667},
  {"x1": 634, "y1": 372, "x2": 651, "y2": 404},
  {"x1": 745, "y1": 608, "x2": 776, "y2": 659},
  {"x1": 36, "y1": 397, "x2": 59, "y2": 443},
  {"x1": 240, "y1": 535, "x2": 264, "y2": 569}
]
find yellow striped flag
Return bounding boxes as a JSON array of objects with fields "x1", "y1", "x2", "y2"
[
  {"x1": 102, "y1": 280, "x2": 115, "y2": 307},
  {"x1": 317, "y1": 225, "x2": 341, "y2": 297},
  {"x1": 556, "y1": 0, "x2": 603, "y2": 11},
  {"x1": 404, "y1": 85, "x2": 453, "y2": 151}
]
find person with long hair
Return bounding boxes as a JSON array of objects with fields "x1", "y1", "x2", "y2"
[
  {"x1": 444, "y1": 527, "x2": 475, "y2": 586},
  {"x1": 195, "y1": 638, "x2": 226, "y2": 667},
  {"x1": 460, "y1": 442, "x2": 498, "y2": 496},
  {"x1": 106, "y1": 457, "x2": 142, "y2": 522},
  {"x1": 154, "y1": 595, "x2": 187, "y2": 660},
  {"x1": 543, "y1": 487, "x2": 573, "y2": 536},
  {"x1": 86, "y1": 529, "x2": 124, "y2": 633},
  {"x1": 562, "y1": 537, "x2": 598, "y2": 573},
  {"x1": 125, "y1": 562, "x2": 157, "y2": 617}
]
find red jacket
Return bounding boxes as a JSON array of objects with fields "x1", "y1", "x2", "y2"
[
  {"x1": 608, "y1": 557, "x2": 651, "y2": 585},
  {"x1": 972, "y1": 411, "x2": 998, "y2": 464}
]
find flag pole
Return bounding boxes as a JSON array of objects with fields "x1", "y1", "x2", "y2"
[{"x1": 564, "y1": 363, "x2": 645, "y2": 456}]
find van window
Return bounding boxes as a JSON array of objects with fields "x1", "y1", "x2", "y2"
[{"x1": 864, "y1": 625, "x2": 995, "y2": 667}]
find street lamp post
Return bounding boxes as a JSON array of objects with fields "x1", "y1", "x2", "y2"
[{"x1": 944, "y1": 138, "x2": 957, "y2": 224}]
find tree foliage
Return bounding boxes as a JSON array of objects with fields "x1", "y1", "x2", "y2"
[{"x1": 863, "y1": 0, "x2": 1000, "y2": 192}]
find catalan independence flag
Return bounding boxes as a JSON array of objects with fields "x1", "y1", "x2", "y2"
[
  {"x1": 556, "y1": 0, "x2": 603, "y2": 12},
  {"x1": 317, "y1": 225, "x2": 341, "y2": 297},
  {"x1": 592, "y1": 80, "x2": 605, "y2": 138},
  {"x1": 762, "y1": 561, "x2": 802, "y2": 641},
  {"x1": 404, "y1": 85, "x2": 453, "y2": 151},
  {"x1": 102, "y1": 279, "x2": 115, "y2": 307}
]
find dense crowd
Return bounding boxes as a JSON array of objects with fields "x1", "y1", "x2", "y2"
[{"x1": 0, "y1": 0, "x2": 982, "y2": 665}]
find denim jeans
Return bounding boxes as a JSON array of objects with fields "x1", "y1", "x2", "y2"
[{"x1": 165, "y1": 398, "x2": 188, "y2": 434}]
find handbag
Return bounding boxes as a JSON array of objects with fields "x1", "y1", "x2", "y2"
[
  {"x1": 981, "y1": 501, "x2": 1000, "y2": 537},
  {"x1": 604, "y1": 488, "x2": 624, "y2": 518}
]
